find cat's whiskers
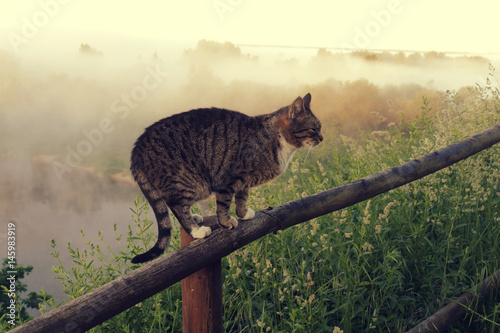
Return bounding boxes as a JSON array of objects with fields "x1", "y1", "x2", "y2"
[{"x1": 303, "y1": 145, "x2": 313, "y2": 163}]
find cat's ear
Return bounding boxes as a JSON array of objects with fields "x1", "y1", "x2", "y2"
[
  {"x1": 289, "y1": 96, "x2": 304, "y2": 119},
  {"x1": 303, "y1": 93, "x2": 312, "y2": 109}
]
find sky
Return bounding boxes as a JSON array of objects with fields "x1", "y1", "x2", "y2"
[{"x1": 1, "y1": 0, "x2": 499, "y2": 61}]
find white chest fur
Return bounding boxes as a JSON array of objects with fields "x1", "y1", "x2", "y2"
[{"x1": 278, "y1": 136, "x2": 297, "y2": 173}]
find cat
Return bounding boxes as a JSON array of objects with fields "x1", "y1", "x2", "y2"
[{"x1": 130, "y1": 93, "x2": 322, "y2": 263}]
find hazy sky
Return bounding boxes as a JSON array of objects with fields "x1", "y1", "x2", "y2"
[{"x1": 1, "y1": 0, "x2": 499, "y2": 60}]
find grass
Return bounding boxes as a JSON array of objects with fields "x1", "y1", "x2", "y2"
[{"x1": 30, "y1": 73, "x2": 500, "y2": 332}]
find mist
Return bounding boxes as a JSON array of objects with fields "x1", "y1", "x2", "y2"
[{"x1": 0, "y1": 39, "x2": 495, "y2": 308}]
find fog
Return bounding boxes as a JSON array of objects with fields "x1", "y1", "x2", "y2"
[{"x1": 0, "y1": 39, "x2": 495, "y2": 309}]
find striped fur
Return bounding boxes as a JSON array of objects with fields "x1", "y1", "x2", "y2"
[{"x1": 130, "y1": 93, "x2": 322, "y2": 263}]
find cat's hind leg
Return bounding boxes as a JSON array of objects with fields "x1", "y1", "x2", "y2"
[
  {"x1": 216, "y1": 190, "x2": 239, "y2": 228},
  {"x1": 235, "y1": 188, "x2": 255, "y2": 220},
  {"x1": 170, "y1": 205, "x2": 211, "y2": 239}
]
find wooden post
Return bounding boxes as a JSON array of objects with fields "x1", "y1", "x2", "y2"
[{"x1": 181, "y1": 222, "x2": 223, "y2": 333}]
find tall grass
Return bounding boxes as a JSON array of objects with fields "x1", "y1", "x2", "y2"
[{"x1": 37, "y1": 72, "x2": 500, "y2": 332}]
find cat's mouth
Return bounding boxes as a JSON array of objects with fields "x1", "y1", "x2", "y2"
[
  {"x1": 304, "y1": 136, "x2": 323, "y2": 147},
  {"x1": 304, "y1": 141, "x2": 318, "y2": 148}
]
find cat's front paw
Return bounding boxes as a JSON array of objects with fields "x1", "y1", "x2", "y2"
[
  {"x1": 241, "y1": 208, "x2": 255, "y2": 220},
  {"x1": 191, "y1": 226, "x2": 212, "y2": 239},
  {"x1": 219, "y1": 216, "x2": 238, "y2": 229}
]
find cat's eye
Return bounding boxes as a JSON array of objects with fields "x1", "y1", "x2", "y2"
[{"x1": 309, "y1": 128, "x2": 322, "y2": 136}]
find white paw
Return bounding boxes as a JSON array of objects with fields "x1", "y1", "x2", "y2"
[
  {"x1": 191, "y1": 226, "x2": 211, "y2": 239},
  {"x1": 192, "y1": 214, "x2": 203, "y2": 224},
  {"x1": 241, "y1": 208, "x2": 255, "y2": 220}
]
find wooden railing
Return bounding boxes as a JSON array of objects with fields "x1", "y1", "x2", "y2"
[{"x1": 10, "y1": 124, "x2": 500, "y2": 333}]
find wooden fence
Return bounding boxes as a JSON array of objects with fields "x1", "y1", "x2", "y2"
[{"x1": 10, "y1": 124, "x2": 500, "y2": 333}]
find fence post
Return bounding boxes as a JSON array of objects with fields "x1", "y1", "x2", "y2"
[{"x1": 181, "y1": 227, "x2": 223, "y2": 333}]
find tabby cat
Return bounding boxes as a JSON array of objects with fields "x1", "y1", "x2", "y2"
[{"x1": 130, "y1": 93, "x2": 322, "y2": 263}]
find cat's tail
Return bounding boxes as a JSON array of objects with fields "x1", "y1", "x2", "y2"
[{"x1": 131, "y1": 170, "x2": 172, "y2": 264}]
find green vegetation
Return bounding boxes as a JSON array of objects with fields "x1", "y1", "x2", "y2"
[
  {"x1": 0, "y1": 260, "x2": 52, "y2": 331},
  {"x1": 29, "y1": 72, "x2": 500, "y2": 332}
]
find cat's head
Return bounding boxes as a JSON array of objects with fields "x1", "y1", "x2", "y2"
[{"x1": 277, "y1": 93, "x2": 323, "y2": 148}]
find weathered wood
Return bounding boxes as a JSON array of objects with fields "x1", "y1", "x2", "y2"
[
  {"x1": 10, "y1": 124, "x2": 500, "y2": 333},
  {"x1": 407, "y1": 268, "x2": 500, "y2": 333},
  {"x1": 181, "y1": 218, "x2": 223, "y2": 333}
]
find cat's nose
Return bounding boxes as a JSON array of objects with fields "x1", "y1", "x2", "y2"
[{"x1": 317, "y1": 133, "x2": 323, "y2": 142}]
